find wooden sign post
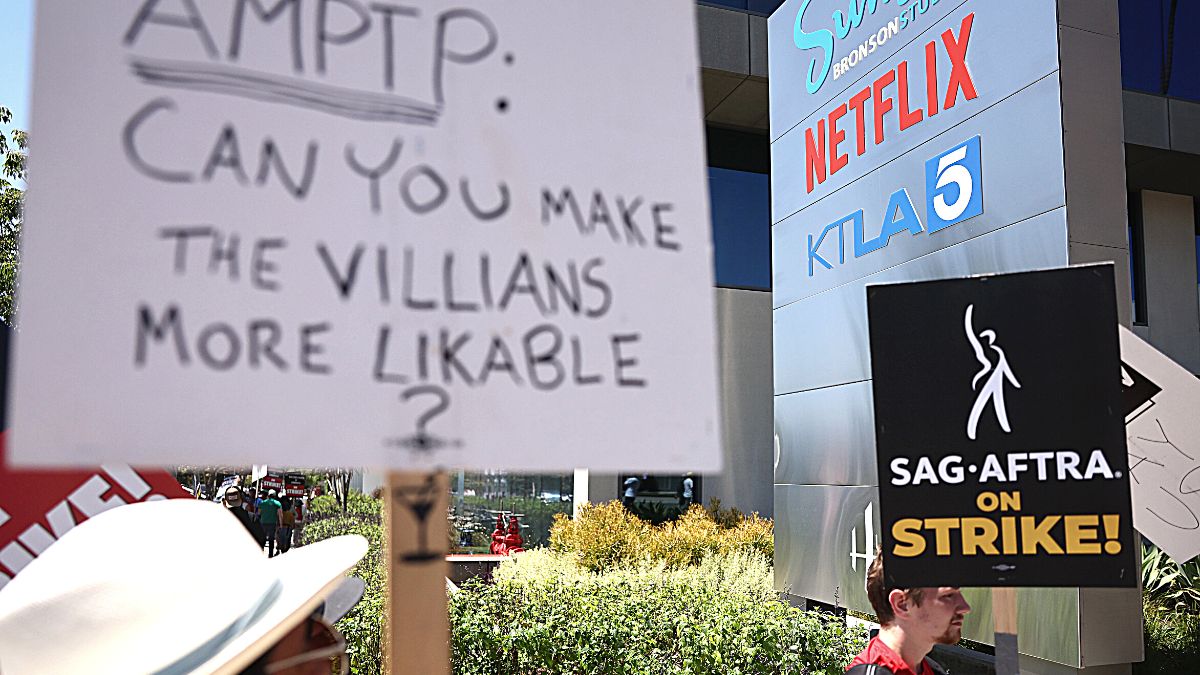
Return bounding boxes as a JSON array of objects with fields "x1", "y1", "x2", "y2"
[
  {"x1": 991, "y1": 587, "x2": 1018, "y2": 675},
  {"x1": 385, "y1": 472, "x2": 451, "y2": 675}
]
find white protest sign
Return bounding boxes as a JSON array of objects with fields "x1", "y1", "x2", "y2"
[
  {"x1": 1120, "y1": 326, "x2": 1200, "y2": 563},
  {"x1": 213, "y1": 475, "x2": 239, "y2": 502},
  {"x1": 12, "y1": 1, "x2": 721, "y2": 472}
]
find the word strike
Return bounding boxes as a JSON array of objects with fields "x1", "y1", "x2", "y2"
[{"x1": 892, "y1": 513, "x2": 1124, "y2": 557}]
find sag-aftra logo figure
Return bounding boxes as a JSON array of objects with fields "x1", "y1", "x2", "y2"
[{"x1": 964, "y1": 304, "x2": 1020, "y2": 440}]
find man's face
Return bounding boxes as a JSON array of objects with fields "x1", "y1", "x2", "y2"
[
  {"x1": 908, "y1": 587, "x2": 971, "y2": 645},
  {"x1": 244, "y1": 611, "x2": 345, "y2": 675}
]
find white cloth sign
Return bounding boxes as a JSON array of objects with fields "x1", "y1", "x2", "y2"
[
  {"x1": 11, "y1": 1, "x2": 721, "y2": 472},
  {"x1": 1120, "y1": 326, "x2": 1200, "y2": 563},
  {"x1": 213, "y1": 475, "x2": 239, "y2": 502}
]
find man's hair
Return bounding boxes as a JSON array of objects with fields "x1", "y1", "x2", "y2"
[{"x1": 866, "y1": 549, "x2": 925, "y2": 624}]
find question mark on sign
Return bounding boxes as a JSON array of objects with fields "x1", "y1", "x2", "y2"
[{"x1": 385, "y1": 384, "x2": 462, "y2": 455}]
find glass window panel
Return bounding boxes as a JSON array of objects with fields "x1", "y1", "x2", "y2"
[{"x1": 708, "y1": 167, "x2": 771, "y2": 290}]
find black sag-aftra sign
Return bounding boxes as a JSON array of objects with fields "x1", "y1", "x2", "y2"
[{"x1": 867, "y1": 265, "x2": 1136, "y2": 588}]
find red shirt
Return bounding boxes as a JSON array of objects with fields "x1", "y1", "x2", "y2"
[{"x1": 847, "y1": 637, "x2": 933, "y2": 675}]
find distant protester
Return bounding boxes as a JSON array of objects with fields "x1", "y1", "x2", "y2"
[
  {"x1": 679, "y1": 472, "x2": 694, "y2": 508},
  {"x1": 291, "y1": 495, "x2": 306, "y2": 549},
  {"x1": 278, "y1": 496, "x2": 296, "y2": 554},
  {"x1": 0, "y1": 499, "x2": 367, "y2": 674},
  {"x1": 622, "y1": 476, "x2": 640, "y2": 509},
  {"x1": 845, "y1": 550, "x2": 970, "y2": 675},
  {"x1": 259, "y1": 489, "x2": 283, "y2": 557},
  {"x1": 245, "y1": 486, "x2": 259, "y2": 520},
  {"x1": 222, "y1": 486, "x2": 256, "y2": 538}
]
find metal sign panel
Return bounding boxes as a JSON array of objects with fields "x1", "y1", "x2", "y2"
[
  {"x1": 769, "y1": 0, "x2": 1064, "y2": 305},
  {"x1": 770, "y1": 0, "x2": 1060, "y2": 222},
  {"x1": 768, "y1": 0, "x2": 962, "y2": 143},
  {"x1": 867, "y1": 266, "x2": 1136, "y2": 588},
  {"x1": 769, "y1": 0, "x2": 1079, "y2": 643},
  {"x1": 773, "y1": 75, "x2": 1066, "y2": 306}
]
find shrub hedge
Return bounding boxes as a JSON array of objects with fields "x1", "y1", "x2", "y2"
[
  {"x1": 449, "y1": 549, "x2": 865, "y2": 674},
  {"x1": 1139, "y1": 600, "x2": 1200, "y2": 674},
  {"x1": 304, "y1": 493, "x2": 861, "y2": 674},
  {"x1": 308, "y1": 491, "x2": 381, "y2": 519},
  {"x1": 1136, "y1": 543, "x2": 1200, "y2": 674},
  {"x1": 303, "y1": 498, "x2": 385, "y2": 675},
  {"x1": 550, "y1": 501, "x2": 773, "y2": 571}
]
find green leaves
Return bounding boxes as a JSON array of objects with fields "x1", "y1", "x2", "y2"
[
  {"x1": 303, "y1": 497, "x2": 386, "y2": 675},
  {"x1": 549, "y1": 501, "x2": 773, "y2": 573},
  {"x1": 449, "y1": 549, "x2": 866, "y2": 674},
  {"x1": 303, "y1": 492, "x2": 864, "y2": 674},
  {"x1": 0, "y1": 104, "x2": 26, "y2": 327},
  {"x1": 1142, "y1": 542, "x2": 1200, "y2": 613},
  {"x1": 1140, "y1": 543, "x2": 1200, "y2": 673}
]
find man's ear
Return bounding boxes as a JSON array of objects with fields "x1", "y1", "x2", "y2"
[{"x1": 888, "y1": 589, "x2": 911, "y2": 619}]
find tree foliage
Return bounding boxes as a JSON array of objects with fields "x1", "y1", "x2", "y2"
[
  {"x1": 321, "y1": 468, "x2": 355, "y2": 512},
  {"x1": 0, "y1": 106, "x2": 26, "y2": 326}
]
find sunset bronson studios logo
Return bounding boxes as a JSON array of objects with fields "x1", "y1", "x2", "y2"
[
  {"x1": 793, "y1": 0, "x2": 945, "y2": 94},
  {"x1": 964, "y1": 304, "x2": 1020, "y2": 440}
]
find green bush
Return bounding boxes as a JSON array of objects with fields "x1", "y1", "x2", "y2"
[
  {"x1": 550, "y1": 501, "x2": 773, "y2": 571},
  {"x1": 628, "y1": 500, "x2": 686, "y2": 525},
  {"x1": 306, "y1": 494, "x2": 845, "y2": 675},
  {"x1": 309, "y1": 491, "x2": 382, "y2": 520},
  {"x1": 1138, "y1": 600, "x2": 1200, "y2": 674},
  {"x1": 1141, "y1": 542, "x2": 1200, "y2": 613},
  {"x1": 1136, "y1": 543, "x2": 1200, "y2": 674},
  {"x1": 450, "y1": 549, "x2": 865, "y2": 674},
  {"x1": 303, "y1": 506, "x2": 385, "y2": 675}
]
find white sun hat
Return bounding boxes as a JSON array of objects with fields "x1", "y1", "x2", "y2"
[{"x1": 0, "y1": 498, "x2": 367, "y2": 675}]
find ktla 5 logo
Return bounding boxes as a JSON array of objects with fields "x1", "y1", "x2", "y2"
[{"x1": 807, "y1": 135, "x2": 983, "y2": 276}]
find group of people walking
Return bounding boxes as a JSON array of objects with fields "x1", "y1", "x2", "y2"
[{"x1": 221, "y1": 485, "x2": 305, "y2": 556}]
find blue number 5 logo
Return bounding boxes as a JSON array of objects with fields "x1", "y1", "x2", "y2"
[{"x1": 925, "y1": 136, "x2": 983, "y2": 233}]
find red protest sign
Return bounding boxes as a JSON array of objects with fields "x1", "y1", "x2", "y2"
[
  {"x1": 0, "y1": 433, "x2": 187, "y2": 589},
  {"x1": 285, "y1": 472, "x2": 306, "y2": 497},
  {"x1": 260, "y1": 471, "x2": 284, "y2": 492}
]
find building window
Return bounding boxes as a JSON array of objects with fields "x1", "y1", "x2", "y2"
[
  {"x1": 706, "y1": 126, "x2": 771, "y2": 291},
  {"x1": 1129, "y1": 191, "x2": 1149, "y2": 326},
  {"x1": 1119, "y1": 0, "x2": 1200, "y2": 102},
  {"x1": 709, "y1": 167, "x2": 771, "y2": 290}
]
